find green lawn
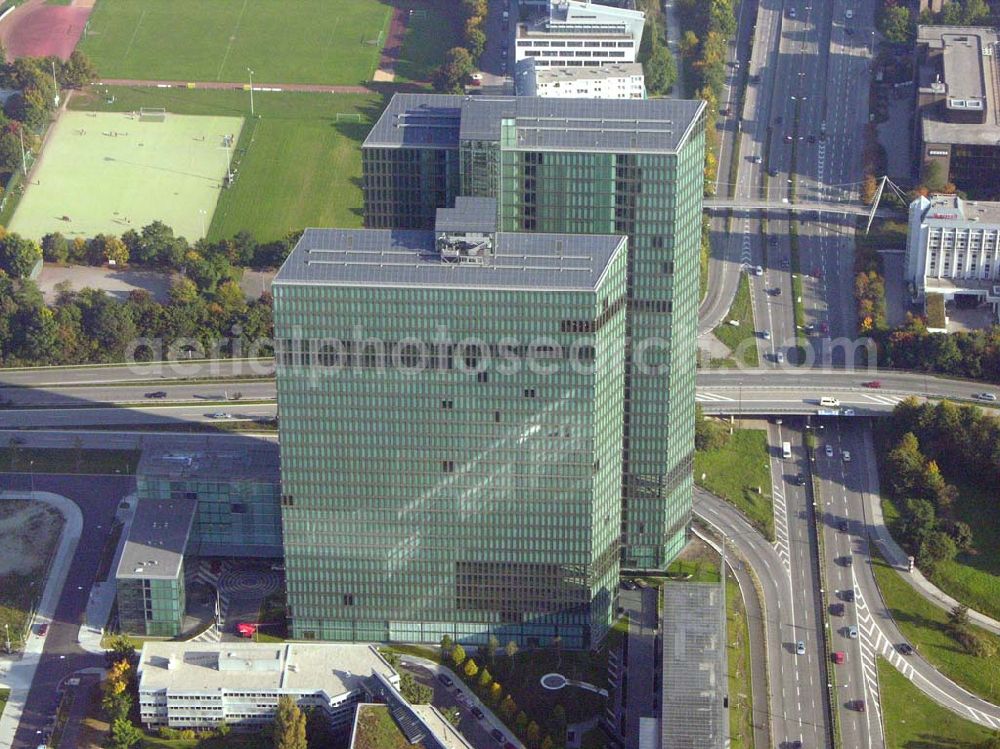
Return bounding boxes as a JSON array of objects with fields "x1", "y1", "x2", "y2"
[
  {"x1": 352, "y1": 705, "x2": 417, "y2": 749},
  {"x1": 8, "y1": 110, "x2": 241, "y2": 242},
  {"x1": 878, "y1": 657, "x2": 997, "y2": 749},
  {"x1": 0, "y1": 447, "x2": 139, "y2": 475},
  {"x1": 931, "y1": 482, "x2": 1000, "y2": 622},
  {"x1": 711, "y1": 272, "x2": 759, "y2": 367},
  {"x1": 70, "y1": 86, "x2": 384, "y2": 242},
  {"x1": 871, "y1": 554, "x2": 1000, "y2": 704},
  {"x1": 695, "y1": 429, "x2": 775, "y2": 540},
  {"x1": 0, "y1": 688, "x2": 8, "y2": 717},
  {"x1": 393, "y1": 1, "x2": 460, "y2": 85},
  {"x1": 727, "y1": 578, "x2": 754, "y2": 749},
  {"x1": 79, "y1": 0, "x2": 391, "y2": 85}
]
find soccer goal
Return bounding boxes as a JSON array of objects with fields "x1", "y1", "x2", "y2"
[
  {"x1": 409, "y1": 9, "x2": 428, "y2": 18},
  {"x1": 363, "y1": 29, "x2": 385, "y2": 46},
  {"x1": 335, "y1": 113, "x2": 363, "y2": 123},
  {"x1": 139, "y1": 107, "x2": 167, "y2": 123}
]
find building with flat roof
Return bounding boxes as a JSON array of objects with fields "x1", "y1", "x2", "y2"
[
  {"x1": 274, "y1": 202, "x2": 628, "y2": 648},
  {"x1": 115, "y1": 497, "x2": 196, "y2": 637},
  {"x1": 362, "y1": 93, "x2": 706, "y2": 573},
  {"x1": 516, "y1": 60, "x2": 646, "y2": 98},
  {"x1": 136, "y1": 641, "x2": 398, "y2": 732},
  {"x1": 915, "y1": 25, "x2": 1000, "y2": 197},
  {"x1": 116, "y1": 441, "x2": 281, "y2": 637},
  {"x1": 515, "y1": 0, "x2": 645, "y2": 69},
  {"x1": 906, "y1": 194, "x2": 1000, "y2": 317}
]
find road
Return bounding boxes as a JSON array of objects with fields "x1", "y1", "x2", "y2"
[
  {"x1": 0, "y1": 358, "x2": 274, "y2": 387},
  {"x1": 815, "y1": 420, "x2": 1000, "y2": 731},
  {"x1": 0, "y1": 404, "x2": 275, "y2": 429},
  {"x1": 0, "y1": 474, "x2": 135, "y2": 749}
]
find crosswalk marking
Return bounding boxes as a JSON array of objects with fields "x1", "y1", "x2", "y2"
[{"x1": 696, "y1": 392, "x2": 737, "y2": 402}]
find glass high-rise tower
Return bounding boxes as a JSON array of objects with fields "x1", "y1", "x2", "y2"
[
  {"x1": 362, "y1": 95, "x2": 705, "y2": 569},
  {"x1": 274, "y1": 200, "x2": 628, "y2": 647}
]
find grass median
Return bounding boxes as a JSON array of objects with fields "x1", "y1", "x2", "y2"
[
  {"x1": 695, "y1": 429, "x2": 774, "y2": 541},
  {"x1": 727, "y1": 577, "x2": 755, "y2": 749},
  {"x1": 711, "y1": 272, "x2": 759, "y2": 367},
  {"x1": 871, "y1": 554, "x2": 1000, "y2": 704}
]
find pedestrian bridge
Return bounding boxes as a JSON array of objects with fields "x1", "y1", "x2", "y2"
[{"x1": 702, "y1": 198, "x2": 895, "y2": 218}]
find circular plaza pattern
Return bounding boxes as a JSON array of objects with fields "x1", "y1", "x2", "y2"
[{"x1": 217, "y1": 569, "x2": 282, "y2": 597}]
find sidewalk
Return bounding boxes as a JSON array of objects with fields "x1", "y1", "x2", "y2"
[
  {"x1": 861, "y1": 428, "x2": 1000, "y2": 637},
  {"x1": 0, "y1": 491, "x2": 83, "y2": 749},
  {"x1": 78, "y1": 494, "x2": 138, "y2": 656},
  {"x1": 398, "y1": 654, "x2": 526, "y2": 749}
]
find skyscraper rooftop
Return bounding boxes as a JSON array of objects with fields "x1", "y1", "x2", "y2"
[{"x1": 362, "y1": 94, "x2": 704, "y2": 153}]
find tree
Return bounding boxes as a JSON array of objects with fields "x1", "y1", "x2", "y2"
[
  {"x1": 41, "y1": 233, "x2": 69, "y2": 264},
  {"x1": 963, "y1": 0, "x2": 991, "y2": 23},
  {"x1": 645, "y1": 43, "x2": 678, "y2": 95},
  {"x1": 399, "y1": 672, "x2": 433, "y2": 704},
  {"x1": 0, "y1": 232, "x2": 42, "y2": 278},
  {"x1": 679, "y1": 30, "x2": 699, "y2": 59},
  {"x1": 954, "y1": 626, "x2": 996, "y2": 658},
  {"x1": 526, "y1": 721, "x2": 542, "y2": 748},
  {"x1": 917, "y1": 530, "x2": 956, "y2": 573},
  {"x1": 880, "y1": 5, "x2": 914, "y2": 45},
  {"x1": 169, "y1": 276, "x2": 199, "y2": 305},
  {"x1": 441, "y1": 706, "x2": 462, "y2": 726},
  {"x1": 101, "y1": 659, "x2": 132, "y2": 722},
  {"x1": 432, "y1": 47, "x2": 475, "y2": 93},
  {"x1": 948, "y1": 604, "x2": 970, "y2": 630},
  {"x1": 273, "y1": 696, "x2": 307, "y2": 749},
  {"x1": 105, "y1": 634, "x2": 136, "y2": 667},
  {"x1": 549, "y1": 705, "x2": 567, "y2": 741},
  {"x1": 489, "y1": 682, "x2": 503, "y2": 705},
  {"x1": 103, "y1": 235, "x2": 130, "y2": 266},
  {"x1": 464, "y1": 657, "x2": 479, "y2": 679},
  {"x1": 695, "y1": 403, "x2": 728, "y2": 451},
  {"x1": 109, "y1": 718, "x2": 142, "y2": 749},
  {"x1": 515, "y1": 711, "x2": 529, "y2": 733},
  {"x1": 504, "y1": 640, "x2": 519, "y2": 665},
  {"x1": 477, "y1": 667, "x2": 493, "y2": 690},
  {"x1": 61, "y1": 50, "x2": 97, "y2": 87},
  {"x1": 451, "y1": 643, "x2": 466, "y2": 668},
  {"x1": 949, "y1": 520, "x2": 974, "y2": 553},
  {"x1": 216, "y1": 279, "x2": 247, "y2": 312},
  {"x1": 861, "y1": 174, "x2": 878, "y2": 205},
  {"x1": 540, "y1": 737, "x2": 555, "y2": 749},
  {"x1": 500, "y1": 694, "x2": 518, "y2": 719},
  {"x1": 485, "y1": 635, "x2": 499, "y2": 663}
]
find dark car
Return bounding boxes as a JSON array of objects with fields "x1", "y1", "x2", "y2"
[
  {"x1": 845, "y1": 26, "x2": 854, "y2": 35},
  {"x1": 807, "y1": 134, "x2": 817, "y2": 143},
  {"x1": 769, "y1": 167, "x2": 780, "y2": 177},
  {"x1": 839, "y1": 555, "x2": 853, "y2": 567},
  {"x1": 853, "y1": 699, "x2": 866, "y2": 712},
  {"x1": 437, "y1": 673, "x2": 453, "y2": 687},
  {"x1": 841, "y1": 589, "x2": 855, "y2": 603},
  {"x1": 776, "y1": 115, "x2": 784, "y2": 125},
  {"x1": 796, "y1": 473, "x2": 806, "y2": 485},
  {"x1": 839, "y1": 520, "x2": 849, "y2": 532},
  {"x1": 37, "y1": 623, "x2": 48, "y2": 636},
  {"x1": 830, "y1": 602, "x2": 845, "y2": 616},
  {"x1": 472, "y1": 706, "x2": 485, "y2": 719},
  {"x1": 491, "y1": 729, "x2": 505, "y2": 743},
  {"x1": 769, "y1": 287, "x2": 782, "y2": 296},
  {"x1": 769, "y1": 235, "x2": 778, "y2": 246},
  {"x1": 622, "y1": 580, "x2": 637, "y2": 591},
  {"x1": 749, "y1": 73, "x2": 761, "y2": 84},
  {"x1": 720, "y1": 106, "x2": 732, "y2": 116},
  {"x1": 897, "y1": 643, "x2": 914, "y2": 655},
  {"x1": 145, "y1": 391, "x2": 167, "y2": 398}
]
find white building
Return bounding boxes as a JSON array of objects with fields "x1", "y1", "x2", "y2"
[
  {"x1": 515, "y1": 0, "x2": 645, "y2": 69},
  {"x1": 136, "y1": 642, "x2": 399, "y2": 732},
  {"x1": 517, "y1": 60, "x2": 646, "y2": 98},
  {"x1": 906, "y1": 194, "x2": 1000, "y2": 316}
]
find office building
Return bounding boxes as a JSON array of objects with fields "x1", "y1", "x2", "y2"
[
  {"x1": 915, "y1": 25, "x2": 1000, "y2": 197},
  {"x1": 516, "y1": 60, "x2": 646, "y2": 98},
  {"x1": 362, "y1": 94, "x2": 706, "y2": 571},
  {"x1": 136, "y1": 642, "x2": 398, "y2": 731},
  {"x1": 274, "y1": 201, "x2": 628, "y2": 648},
  {"x1": 515, "y1": 0, "x2": 645, "y2": 69},
  {"x1": 115, "y1": 443, "x2": 281, "y2": 636},
  {"x1": 906, "y1": 194, "x2": 1000, "y2": 317}
]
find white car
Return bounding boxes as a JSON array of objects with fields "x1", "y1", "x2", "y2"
[
  {"x1": 975, "y1": 392, "x2": 998, "y2": 401},
  {"x1": 762, "y1": 329, "x2": 772, "y2": 340},
  {"x1": 754, "y1": 265, "x2": 764, "y2": 276},
  {"x1": 842, "y1": 450, "x2": 852, "y2": 462},
  {"x1": 825, "y1": 444, "x2": 834, "y2": 457},
  {"x1": 796, "y1": 640, "x2": 806, "y2": 655},
  {"x1": 209, "y1": 412, "x2": 234, "y2": 419},
  {"x1": 845, "y1": 9, "x2": 853, "y2": 18},
  {"x1": 848, "y1": 626, "x2": 858, "y2": 639},
  {"x1": 843, "y1": 408, "x2": 855, "y2": 416}
]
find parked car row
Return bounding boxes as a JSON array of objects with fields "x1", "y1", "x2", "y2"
[{"x1": 437, "y1": 673, "x2": 514, "y2": 747}]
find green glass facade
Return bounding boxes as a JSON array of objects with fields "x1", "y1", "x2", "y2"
[
  {"x1": 274, "y1": 232, "x2": 628, "y2": 648},
  {"x1": 361, "y1": 95, "x2": 706, "y2": 570},
  {"x1": 117, "y1": 571, "x2": 186, "y2": 637}
]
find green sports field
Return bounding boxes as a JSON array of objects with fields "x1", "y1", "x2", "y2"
[
  {"x1": 79, "y1": 0, "x2": 391, "y2": 85},
  {"x1": 9, "y1": 110, "x2": 242, "y2": 241},
  {"x1": 70, "y1": 86, "x2": 384, "y2": 242}
]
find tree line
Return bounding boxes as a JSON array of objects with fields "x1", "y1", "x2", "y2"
[
  {"x1": 0, "y1": 49, "x2": 97, "y2": 178},
  {"x1": 432, "y1": 0, "x2": 488, "y2": 93},
  {"x1": 634, "y1": 2, "x2": 678, "y2": 97},
  {"x1": 0, "y1": 220, "x2": 294, "y2": 366},
  {"x1": 674, "y1": 0, "x2": 737, "y2": 193}
]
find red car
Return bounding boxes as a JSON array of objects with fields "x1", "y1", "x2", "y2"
[
  {"x1": 832, "y1": 651, "x2": 846, "y2": 664},
  {"x1": 853, "y1": 699, "x2": 866, "y2": 712},
  {"x1": 862, "y1": 380, "x2": 881, "y2": 388},
  {"x1": 37, "y1": 623, "x2": 48, "y2": 636}
]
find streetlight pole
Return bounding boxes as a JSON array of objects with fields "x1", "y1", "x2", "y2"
[
  {"x1": 50, "y1": 59, "x2": 60, "y2": 107},
  {"x1": 247, "y1": 68, "x2": 255, "y2": 117},
  {"x1": 29, "y1": 459, "x2": 34, "y2": 496},
  {"x1": 4, "y1": 623, "x2": 10, "y2": 654},
  {"x1": 19, "y1": 128, "x2": 27, "y2": 176}
]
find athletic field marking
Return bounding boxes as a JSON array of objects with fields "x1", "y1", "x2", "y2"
[
  {"x1": 121, "y1": 8, "x2": 147, "y2": 63},
  {"x1": 216, "y1": 0, "x2": 249, "y2": 81}
]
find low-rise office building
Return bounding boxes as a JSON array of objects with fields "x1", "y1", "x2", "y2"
[
  {"x1": 515, "y1": 0, "x2": 644, "y2": 69},
  {"x1": 137, "y1": 642, "x2": 399, "y2": 731},
  {"x1": 516, "y1": 60, "x2": 646, "y2": 98},
  {"x1": 906, "y1": 194, "x2": 1000, "y2": 318},
  {"x1": 915, "y1": 25, "x2": 1000, "y2": 197}
]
